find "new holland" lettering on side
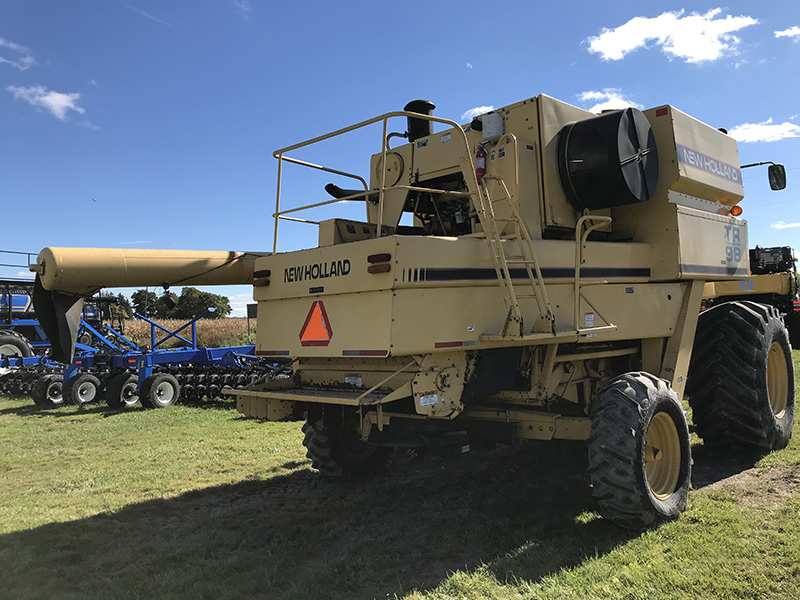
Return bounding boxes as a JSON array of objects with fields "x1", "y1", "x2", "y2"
[
  {"x1": 284, "y1": 259, "x2": 351, "y2": 283},
  {"x1": 675, "y1": 144, "x2": 741, "y2": 184}
]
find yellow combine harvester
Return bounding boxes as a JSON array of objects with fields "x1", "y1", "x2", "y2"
[{"x1": 31, "y1": 94, "x2": 792, "y2": 529}]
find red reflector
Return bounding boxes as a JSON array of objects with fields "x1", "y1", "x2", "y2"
[
  {"x1": 730, "y1": 205, "x2": 743, "y2": 217},
  {"x1": 300, "y1": 301, "x2": 333, "y2": 346},
  {"x1": 253, "y1": 277, "x2": 270, "y2": 287},
  {"x1": 367, "y1": 263, "x2": 391, "y2": 274},
  {"x1": 253, "y1": 269, "x2": 271, "y2": 278},
  {"x1": 656, "y1": 107, "x2": 668, "y2": 117},
  {"x1": 367, "y1": 253, "x2": 391, "y2": 264}
]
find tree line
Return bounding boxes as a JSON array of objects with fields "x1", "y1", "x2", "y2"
[{"x1": 100, "y1": 287, "x2": 232, "y2": 320}]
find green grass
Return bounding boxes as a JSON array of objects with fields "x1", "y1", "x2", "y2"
[{"x1": 1, "y1": 354, "x2": 799, "y2": 599}]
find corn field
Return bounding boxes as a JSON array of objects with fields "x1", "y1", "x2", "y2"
[{"x1": 121, "y1": 318, "x2": 255, "y2": 349}]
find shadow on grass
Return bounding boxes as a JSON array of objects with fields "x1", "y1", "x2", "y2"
[
  {"x1": 690, "y1": 442, "x2": 762, "y2": 490},
  {"x1": 0, "y1": 397, "x2": 234, "y2": 418},
  {"x1": 0, "y1": 441, "x2": 640, "y2": 600}
]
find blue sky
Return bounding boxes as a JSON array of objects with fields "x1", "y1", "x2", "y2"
[{"x1": 2, "y1": 1, "x2": 799, "y2": 315}]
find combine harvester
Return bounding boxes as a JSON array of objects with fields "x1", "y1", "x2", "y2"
[{"x1": 29, "y1": 94, "x2": 792, "y2": 528}]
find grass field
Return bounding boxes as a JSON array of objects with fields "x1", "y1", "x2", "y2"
[{"x1": 1, "y1": 356, "x2": 799, "y2": 599}]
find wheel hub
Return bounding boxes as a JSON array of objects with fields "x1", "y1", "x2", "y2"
[
  {"x1": 767, "y1": 341, "x2": 788, "y2": 418},
  {"x1": 645, "y1": 411, "x2": 681, "y2": 500},
  {"x1": 156, "y1": 382, "x2": 175, "y2": 403}
]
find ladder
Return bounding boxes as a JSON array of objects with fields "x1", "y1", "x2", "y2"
[{"x1": 471, "y1": 173, "x2": 556, "y2": 338}]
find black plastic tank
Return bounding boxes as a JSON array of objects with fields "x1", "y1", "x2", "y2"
[{"x1": 556, "y1": 107, "x2": 659, "y2": 212}]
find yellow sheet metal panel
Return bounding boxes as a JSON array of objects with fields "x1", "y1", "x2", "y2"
[
  {"x1": 537, "y1": 95, "x2": 596, "y2": 230},
  {"x1": 255, "y1": 290, "x2": 393, "y2": 358},
  {"x1": 34, "y1": 247, "x2": 261, "y2": 294},
  {"x1": 253, "y1": 236, "x2": 396, "y2": 301},
  {"x1": 676, "y1": 205, "x2": 748, "y2": 280},
  {"x1": 708, "y1": 271, "x2": 794, "y2": 298},
  {"x1": 646, "y1": 105, "x2": 744, "y2": 205}
]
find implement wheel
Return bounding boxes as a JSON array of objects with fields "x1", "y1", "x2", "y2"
[
  {"x1": 0, "y1": 331, "x2": 34, "y2": 359},
  {"x1": 32, "y1": 374, "x2": 64, "y2": 406},
  {"x1": 63, "y1": 373, "x2": 101, "y2": 405},
  {"x1": 588, "y1": 372, "x2": 692, "y2": 529},
  {"x1": 687, "y1": 301, "x2": 795, "y2": 451},
  {"x1": 139, "y1": 373, "x2": 180, "y2": 409},
  {"x1": 105, "y1": 373, "x2": 139, "y2": 409},
  {"x1": 302, "y1": 407, "x2": 391, "y2": 478}
]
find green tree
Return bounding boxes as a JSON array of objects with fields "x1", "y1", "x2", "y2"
[
  {"x1": 98, "y1": 291, "x2": 133, "y2": 320},
  {"x1": 116, "y1": 293, "x2": 134, "y2": 319},
  {"x1": 131, "y1": 289, "x2": 161, "y2": 318},
  {"x1": 171, "y1": 287, "x2": 231, "y2": 320}
]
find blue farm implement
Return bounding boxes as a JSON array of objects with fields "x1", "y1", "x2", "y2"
[{"x1": 1, "y1": 308, "x2": 288, "y2": 410}]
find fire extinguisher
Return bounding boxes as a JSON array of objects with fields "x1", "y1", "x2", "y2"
[{"x1": 475, "y1": 144, "x2": 486, "y2": 183}]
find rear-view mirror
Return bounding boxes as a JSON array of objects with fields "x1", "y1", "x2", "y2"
[{"x1": 769, "y1": 163, "x2": 787, "y2": 190}]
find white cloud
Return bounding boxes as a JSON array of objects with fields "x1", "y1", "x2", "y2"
[
  {"x1": 772, "y1": 221, "x2": 800, "y2": 230},
  {"x1": 228, "y1": 292, "x2": 254, "y2": 318},
  {"x1": 586, "y1": 9, "x2": 757, "y2": 63},
  {"x1": 578, "y1": 89, "x2": 643, "y2": 113},
  {"x1": 461, "y1": 105, "x2": 494, "y2": 121},
  {"x1": 16, "y1": 271, "x2": 35, "y2": 280},
  {"x1": 121, "y1": 1, "x2": 172, "y2": 26},
  {"x1": 775, "y1": 26, "x2": 800, "y2": 39},
  {"x1": 0, "y1": 35, "x2": 36, "y2": 71},
  {"x1": 728, "y1": 118, "x2": 800, "y2": 143},
  {"x1": 7, "y1": 85, "x2": 86, "y2": 120},
  {"x1": 233, "y1": 0, "x2": 252, "y2": 19},
  {"x1": 466, "y1": 62, "x2": 473, "y2": 69}
]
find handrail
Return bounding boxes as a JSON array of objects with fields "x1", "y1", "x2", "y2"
[
  {"x1": 573, "y1": 215, "x2": 615, "y2": 334},
  {"x1": 271, "y1": 110, "x2": 482, "y2": 253}
]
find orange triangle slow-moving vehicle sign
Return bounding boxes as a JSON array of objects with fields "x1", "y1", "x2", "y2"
[{"x1": 300, "y1": 301, "x2": 333, "y2": 346}]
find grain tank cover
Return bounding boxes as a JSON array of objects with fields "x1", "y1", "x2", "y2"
[{"x1": 556, "y1": 107, "x2": 659, "y2": 212}]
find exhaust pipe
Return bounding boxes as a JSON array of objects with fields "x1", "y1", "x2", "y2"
[{"x1": 404, "y1": 100, "x2": 435, "y2": 142}]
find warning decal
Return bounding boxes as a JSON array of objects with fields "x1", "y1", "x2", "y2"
[{"x1": 300, "y1": 300, "x2": 333, "y2": 346}]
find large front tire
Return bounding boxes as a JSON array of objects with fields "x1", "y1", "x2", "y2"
[
  {"x1": 588, "y1": 372, "x2": 692, "y2": 529},
  {"x1": 302, "y1": 407, "x2": 391, "y2": 478},
  {"x1": 687, "y1": 301, "x2": 795, "y2": 452}
]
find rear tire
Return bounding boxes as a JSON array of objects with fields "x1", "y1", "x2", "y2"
[
  {"x1": 687, "y1": 301, "x2": 795, "y2": 451},
  {"x1": 302, "y1": 407, "x2": 391, "y2": 478},
  {"x1": 32, "y1": 374, "x2": 64, "y2": 406},
  {"x1": 63, "y1": 373, "x2": 101, "y2": 405},
  {"x1": 0, "y1": 331, "x2": 34, "y2": 359},
  {"x1": 588, "y1": 372, "x2": 692, "y2": 529},
  {"x1": 105, "y1": 373, "x2": 139, "y2": 408},
  {"x1": 139, "y1": 373, "x2": 180, "y2": 409}
]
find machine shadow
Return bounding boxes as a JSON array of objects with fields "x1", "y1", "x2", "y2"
[
  {"x1": 690, "y1": 442, "x2": 762, "y2": 489},
  {"x1": 1, "y1": 441, "x2": 640, "y2": 600}
]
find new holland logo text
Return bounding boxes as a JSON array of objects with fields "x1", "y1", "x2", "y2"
[
  {"x1": 284, "y1": 259, "x2": 351, "y2": 283},
  {"x1": 676, "y1": 144, "x2": 741, "y2": 184}
]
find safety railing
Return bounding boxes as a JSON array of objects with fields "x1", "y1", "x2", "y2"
[{"x1": 270, "y1": 111, "x2": 485, "y2": 254}]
